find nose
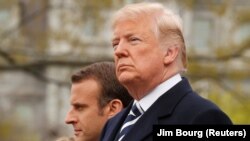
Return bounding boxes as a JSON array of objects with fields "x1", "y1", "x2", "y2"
[
  {"x1": 114, "y1": 40, "x2": 128, "y2": 58},
  {"x1": 65, "y1": 110, "x2": 76, "y2": 124}
]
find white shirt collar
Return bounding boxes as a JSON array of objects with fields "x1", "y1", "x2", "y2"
[{"x1": 137, "y1": 73, "x2": 182, "y2": 112}]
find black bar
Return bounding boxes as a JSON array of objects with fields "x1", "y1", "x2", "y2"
[{"x1": 153, "y1": 125, "x2": 250, "y2": 140}]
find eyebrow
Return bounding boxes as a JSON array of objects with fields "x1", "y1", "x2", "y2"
[
  {"x1": 71, "y1": 102, "x2": 87, "y2": 108},
  {"x1": 112, "y1": 33, "x2": 135, "y2": 42}
]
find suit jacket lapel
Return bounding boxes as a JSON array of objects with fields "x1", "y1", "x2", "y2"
[{"x1": 122, "y1": 77, "x2": 192, "y2": 141}]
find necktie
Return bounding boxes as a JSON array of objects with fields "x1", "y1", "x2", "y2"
[{"x1": 117, "y1": 102, "x2": 144, "y2": 141}]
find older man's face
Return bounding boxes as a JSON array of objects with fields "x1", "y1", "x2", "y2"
[{"x1": 112, "y1": 19, "x2": 166, "y2": 94}]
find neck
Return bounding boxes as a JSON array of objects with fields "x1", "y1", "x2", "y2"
[
  {"x1": 124, "y1": 76, "x2": 166, "y2": 100},
  {"x1": 125, "y1": 71, "x2": 180, "y2": 100},
  {"x1": 126, "y1": 83, "x2": 155, "y2": 100}
]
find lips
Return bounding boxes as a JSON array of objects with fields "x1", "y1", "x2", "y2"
[
  {"x1": 117, "y1": 64, "x2": 132, "y2": 72},
  {"x1": 74, "y1": 129, "x2": 82, "y2": 136}
]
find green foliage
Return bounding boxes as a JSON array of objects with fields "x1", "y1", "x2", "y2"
[
  {"x1": 236, "y1": 9, "x2": 250, "y2": 26},
  {"x1": 187, "y1": 62, "x2": 218, "y2": 79},
  {"x1": 0, "y1": 0, "x2": 18, "y2": 9},
  {"x1": 0, "y1": 116, "x2": 39, "y2": 141},
  {"x1": 177, "y1": 0, "x2": 195, "y2": 9},
  {"x1": 177, "y1": 0, "x2": 228, "y2": 16},
  {"x1": 207, "y1": 91, "x2": 250, "y2": 124}
]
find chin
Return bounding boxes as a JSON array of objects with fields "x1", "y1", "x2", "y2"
[
  {"x1": 74, "y1": 137, "x2": 80, "y2": 141},
  {"x1": 118, "y1": 71, "x2": 137, "y2": 83},
  {"x1": 75, "y1": 136, "x2": 85, "y2": 141},
  {"x1": 118, "y1": 76, "x2": 133, "y2": 85}
]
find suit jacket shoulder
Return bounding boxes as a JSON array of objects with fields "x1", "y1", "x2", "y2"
[{"x1": 100, "y1": 77, "x2": 232, "y2": 141}]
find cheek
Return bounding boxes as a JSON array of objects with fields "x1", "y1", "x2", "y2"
[
  {"x1": 79, "y1": 113, "x2": 89, "y2": 124},
  {"x1": 78, "y1": 110, "x2": 95, "y2": 122},
  {"x1": 135, "y1": 50, "x2": 157, "y2": 65},
  {"x1": 81, "y1": 113, "x2": 106, "y2": 132},
  {"x1": 138, "y1": 52, "x2": 164, "y2": 70}
]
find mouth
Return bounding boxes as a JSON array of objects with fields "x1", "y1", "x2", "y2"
[
  {"x1": 74, "y1": 129, "x2": 82, "y2": 136},
  {"x1": 117, "y1": 64, "x2": 132, "y2": 72}
]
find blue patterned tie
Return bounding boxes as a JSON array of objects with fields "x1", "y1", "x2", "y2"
[{"x1": 117, "y1": 102, "x2": 144, "y2": 141}]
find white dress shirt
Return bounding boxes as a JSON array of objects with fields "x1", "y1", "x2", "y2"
[{"x1": 136, "y1": 73, "x2": 182, "y2": 112}]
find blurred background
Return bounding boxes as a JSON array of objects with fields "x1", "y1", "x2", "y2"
[{"x1": 0, "y1": 0, "x2": 249, "y2": 140}]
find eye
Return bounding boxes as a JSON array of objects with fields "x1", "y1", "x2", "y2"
[
  {"x1": 131, "y1": 37, "x2": 139, "y2": 41},
  {"x1": 74, "y1": 105, "x2": 84, "y2": 111},
  {"x1": 130, "y1": 37, "x2": 141, "y2": 44},
  {"x1": 76, "y1": 106, "x2": 83, "y2": 111},
  {"x1": 112, "y1": 43, "x2": 118, "y2": 50},
  {"x1": 112, "y1": 40, "x2": 119, "y2": 50}
]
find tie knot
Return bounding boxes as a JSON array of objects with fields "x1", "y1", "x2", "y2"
[
  {"x1": 129, "y1": 103, "x2": 143, "y2": 117},
  {"x1": 116, "y1": 102, "x2": 144, "y2": 141}
]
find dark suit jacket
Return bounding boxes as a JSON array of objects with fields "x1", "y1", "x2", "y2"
[{"x1": 100, "y1": 77, "x2": 232, "y2": 141}]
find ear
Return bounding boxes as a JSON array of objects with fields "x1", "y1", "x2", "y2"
[
  {"x1": 163, "y1": 45, "x2": 179, "y2": 65},
  {"x1": 106, "y1": 99, "x2": 123, "y2": 118}
]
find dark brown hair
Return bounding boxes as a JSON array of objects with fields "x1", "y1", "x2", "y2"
[{"x1": 71, "y1": 61, "x2": 132, "y2": 108}]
